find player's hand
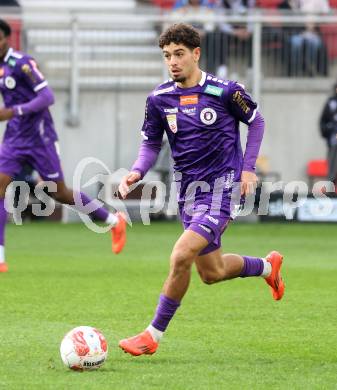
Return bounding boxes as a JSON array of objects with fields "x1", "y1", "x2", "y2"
[
  {"x1": 240, "y1": 170, "x2": 258, "y2": 196},
  {"x1": 118, "y1": 171, "x2": 141, "y2": 199},
  {"x1": 0, "y1": 107, "x2": 14, "y2": 121}
]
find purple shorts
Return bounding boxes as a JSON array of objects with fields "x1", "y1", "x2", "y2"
[
  {"x1": 179, "y1": 202, "x2": 231, "y2": 256},
  {"x1": 0, "y1": 142, "x2": 64, "y2": 181}
]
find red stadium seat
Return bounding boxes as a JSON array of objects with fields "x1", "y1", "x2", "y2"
[
  {"x1": 7, "y1": 19, "x2": 22, "y2": 50},
  {"x1": 307, "y1": 159, "x2": 328, "y2": 177},
  {"x1": 152, "y1": 0, "x2": 175, "y2": 9},
  {"x1": 320, "y1": 24, "x2": 337, "y2": 60},
  {"x1": 307, "y1": 159, "x2": 328, "y2": 189},
  {"x1": 329, "y1": 0, "x2": 337, "y2": 8},
  {"x1": 256, "y1": 0, "x2": 283, "y2": 8}
]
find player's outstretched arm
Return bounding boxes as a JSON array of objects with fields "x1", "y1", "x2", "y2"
[
  {"x1": 241, "y1": 111, "x2": 265, "y2": 196},
  {"x1": 12, "y1": 86, "x2": 55, "y2": 117},
  {"x1": 240, "y1": 170, "x2": 258, "y2": 196},
  {"x1": 119, "y1": 138, "x2": 162, "y2": 199}
]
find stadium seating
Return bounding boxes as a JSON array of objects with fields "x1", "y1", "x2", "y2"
[
  {"x1": 24, "y1": 0, "x2": 163, "y2": 88},
  {"x1": 307, "y1": 159, "x2": 328, "y2": 189},
  {"x1": 256, "y1": 0, "x2": 283, "y2": 8}
]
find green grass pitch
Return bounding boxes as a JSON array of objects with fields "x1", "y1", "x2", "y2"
[{"x1": 0, "y1": 221, "x2": 336, "y2": 389}]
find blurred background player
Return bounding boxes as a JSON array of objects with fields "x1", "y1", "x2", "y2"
[
  {"x1": 320, "y1": 82, "x2": 337, "y2": 187},
  {"x1": 118, "y1": 23, "x2": 285, "y2": 356},
  {"x1": 0, "y1": 19, "x2": 126, "y2": 273}
]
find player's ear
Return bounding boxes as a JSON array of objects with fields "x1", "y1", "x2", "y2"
[{"x1": 193, "y1": 47, "x2": 201, "y2": 63}]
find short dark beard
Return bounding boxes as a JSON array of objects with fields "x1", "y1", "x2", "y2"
[{"x1": 172, "y1": 75, "x2": 186, "y2": 83}]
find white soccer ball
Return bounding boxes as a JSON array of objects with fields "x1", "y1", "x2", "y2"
[{"x1": 60, "y1": 326, "x2": 108, "y2": 371}]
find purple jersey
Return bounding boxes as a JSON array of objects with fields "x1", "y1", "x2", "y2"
[
  {"x1": 141, "y1": 71, "x2": 258, "y2": 200},
  {"x1": 0, "y1": 47, "x2": 57, "y2": 147}
]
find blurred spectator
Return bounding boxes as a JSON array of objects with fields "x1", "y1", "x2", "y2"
[
  {"x1": 320, "y1": 83, "x2": 337, "y2": 184},
  {"x1": 168, "y1": 0, "x2": 216, "y2": 31},
  {"x1": 167, "y1": 0, "x2": 216, "y2": 70},
  {"x1": 0, "y1": 0, "x2": 20, "y2": 5},
  {"x1": 208, "y1": 0, "x2": 255, "y2": 78},
  {"x1": 280, "y1": 0, "x2": 330, "y2": 76}
]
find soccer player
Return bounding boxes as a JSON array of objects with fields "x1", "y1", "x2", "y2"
[
  {"x1": 0, "y1": 19, "x2": 126, "y2": 273},
  {"x1": 118, "y1": 23, "x2": 285, "y2": 356}
]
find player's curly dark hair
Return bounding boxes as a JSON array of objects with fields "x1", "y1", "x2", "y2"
[
  {"x1": 0, "y1": 19, "x2": 11, "y2": 37},
  {"x1": 159, "y1": 23, "x2": 200, "y2": 50}
]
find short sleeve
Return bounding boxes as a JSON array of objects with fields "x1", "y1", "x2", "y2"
[
  {"x1": 18, "y1": 56, "x2": 48, "y2": 93},
  {"x1": 227, "y1": 82, "x2": 258, "y2": 125},
  {"x1": 141, "y1": 94, "x2": 165, "y2": 142}
]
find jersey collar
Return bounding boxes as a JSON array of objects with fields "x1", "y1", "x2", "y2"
[
  {"x1": 4, "y1": 47, "x2": 13, "y2": 63},
  {"x1": 198, "y1": 70, "x2": 206, "y2": 86}
]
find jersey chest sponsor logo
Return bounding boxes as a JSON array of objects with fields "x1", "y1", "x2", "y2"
[
  {"x1": 5, "y1": 76, "x2": 16, "y2": 89},
  {"x1": 180, "y1": 95, "x2": 198, "y2": 106},
  {"x1": 182, "y1": 107, "x2": 197, "y2": 116},
  {"x1": 204, "y1": 84, "x2": 223, "y2": 97},
  {"x1": 164, "y1": 107, "x2": 178, "y2": 114},
  {"x1": 166, "y1": 114, "x2": 178, "y2": 133},
  {"x1": 200, "y1": 107, "x2": 217, "y2": 125}
]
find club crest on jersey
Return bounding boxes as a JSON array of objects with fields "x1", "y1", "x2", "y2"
[
  {"x1": 200, "y1": 108, "x2": 217, "y2": 125},
  {"x1": 5, "y1": 76, "x2": 16, "y2": 89},
  {"x1": 166, "y1": 114, "x2": 178, "y2": 133}
]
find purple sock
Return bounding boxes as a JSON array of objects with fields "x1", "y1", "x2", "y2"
[
  {"x1": 73, "y1": 192, "x2": 109, "y2": 222},
  {"x1": 240, "y1": 256, "x2": 264, "y2": 277},
  {"x1": 0, "y1": 199, "x2": 6, "y2": 246},
  {"x1": 151, "y1": 294, "x2": 180, "y2": 332}
]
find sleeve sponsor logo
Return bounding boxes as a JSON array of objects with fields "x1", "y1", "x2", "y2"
[
  {"x1": 200, "y1": 107, "x2": 217, "y2": 125},
  {"x1": 21, "y1": 63, "x2": 37, "y2": 83},
  {"x1": 204, "y1": 84, "x2": 223, "y2": 97},
  {"x1": 180, "y1": 95, "x2": 198, "y2": 106},
  {"x1": 232, "y1": 91, "x2": 250, "y2": 114},
  {"x1": 29, "y1": 59, "x2": 45, "y2": 80},
  {"x1": 166, "y1": 114, "x2": 178, "y2": 133}
]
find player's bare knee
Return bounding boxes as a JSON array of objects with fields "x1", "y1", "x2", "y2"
[{"x1": 170, "y1": 249, "x2": 194, "y2": 275}]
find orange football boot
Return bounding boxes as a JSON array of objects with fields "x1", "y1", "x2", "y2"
[
  {"x1": 111, "y1": 212, "x2": 126, "y2": 254},
  {"x1": 119, "y1": 330, "x2": 158, "y2": 356},
  {"x1": 0, "y1": 262, "x2": 8, "y2": 273},
  {"x1": 265, "y1": 251, "x2": 285, "y2": 301}
]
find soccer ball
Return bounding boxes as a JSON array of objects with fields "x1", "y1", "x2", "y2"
[{"x1": 60, "y1": 326, "x2": 108, "y2": 371}]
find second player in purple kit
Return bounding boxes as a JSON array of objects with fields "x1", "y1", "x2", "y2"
[
  {"x1": 118, "y1": 23, "x2": 285, "y2": 356},
  {"x1": 0, "y1": 19, "x2": 127, "y2": 272}
]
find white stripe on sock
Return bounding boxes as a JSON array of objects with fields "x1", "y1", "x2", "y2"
[
  {"x1": 261, "y1": 258, "x2": 272, "y2": 278},
  {"x1": 105, "y1": 213, "x2": 118, "y2": 226},
  {"x1": 0, "y1": 245, "x2": 5, "y2": 263},
  {"x1": 146, "y1": 324, "x2": 163, "y2": 343}
]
